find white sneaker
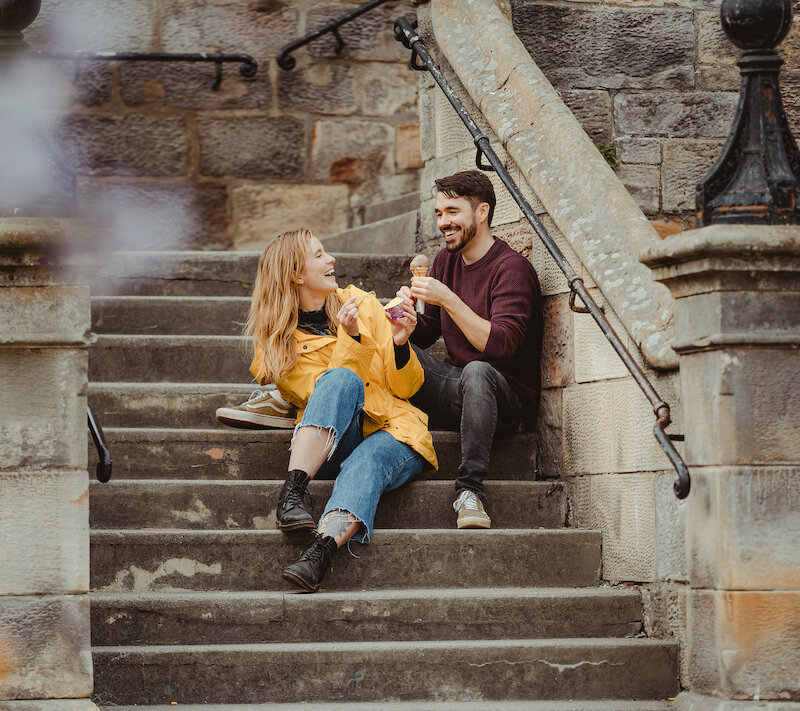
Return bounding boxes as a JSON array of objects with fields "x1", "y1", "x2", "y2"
[
  {"x1": 215, "y1": 389, "x2": 296, "y2": 429},
  {"x1": 453, "y1": 490, "x2": 491, "y2": 529}
]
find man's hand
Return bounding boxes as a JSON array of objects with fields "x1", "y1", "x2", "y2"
[
  {"x1": 396, "y1": 285, "x2": 414, "y2": 306},
  {"x1": 336, "y1": 296, "x2": 360, "y2": 338},
  {"x1": 410, "y1": 276, "x2": 454, "y2": 308},
  {"x1": 387, "y1": 300, "x2": 417, "y2": 345}
]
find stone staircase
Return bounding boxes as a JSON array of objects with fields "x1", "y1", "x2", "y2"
[{"x1": 87, "y1": 199, "x2": 679, "y2": 709}]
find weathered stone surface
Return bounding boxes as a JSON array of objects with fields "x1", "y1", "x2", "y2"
[
  {"x1": 695, "y1": 9, "x2": 739, "y2": 67},
  {"x1": 53, "y1": 115, "x2": 190, "y2": 177},
  {"x1": 354, "y1": 63, "x2": 419, "y2": 118},
  {"x1": 779, "y1": 70, "x2": 800, "y2": 139},
  {"x1": 513, "y1": 4, "x2": 694, "y2": 89},
  {"x1": 541, "y1": 293, "x2": 573, "y2": 389},
  {"x1": 321, "y1": 211, "x2": 415, "y2": 255},
  {"x1": 395, "y1": 124, "x2": 423, "y2": 171},
  {"x1": 0, "y1": 596, "x2": 92, "y2": 699},
  {"x1": 196, "y1": 116, "x2": 304, "y2": 180},
  {"x1": 562, "y1": 90, "x2": 613, "y2": 145},
  {"x1": 231, "y1": 182, "x2": 349, "y2": 250},
  {"x1": 309, "y1": 119, "x2": 393, "y2": 184},
  {"x1": 617, "y1": 164, "x2": 660, "y2": 215},
  {"x1": 686, "y1": 590, "x2": 800, "y2": 699},
  {"x1": 0, "y1": 350, "x2": 88, "y2": 470},
  {"x1": 528, "y1": 215, "x2": 576, "y2": 296},
  {"x1": 494, "y1": 219, "x2": 534, "y2": 260},
  {"x1": 277, "y1": 62, "x2": 356, "y2": 116},
  {"x1": 26, "y1": 0, "x2": 156, "y2": 52},
  {"x1": 616, "y1": 137, "x2": 661, "y2": 165},
  {"x1": 106, "y1": 181, "x2": 231, "y2": 251},
  {"x1": 661, "y1": 140, "x2": 724, "y2": 213},
  {"x1": 418, "y1": 83, "x2": 437, "y2": 162},
  {"x1": 676, "y1": 693, "x2": 800, "y2": 711},
  {"x1": 572, "y1": 293, "x2": 630, "y2": 384},
  {"x1": 655, "y1": 472, "x2": 688, "y2": 583},
  {"x1": 119, "y1": 62, "x2": 272, "y2": 111},
  {"x1": 536, "y1": 387, "x2": 563, "y2": 479},
  {"x1": 615, "y1": 92, "x2": 737, "y2": 139},
  {"x1": 161, "y1": 0, "x2": 298, "y2": 56},
  {"x1": 697, "y1": 64, "x2": 741, "y2": 92},
  {"x1": 0, "y1": 286, "x2": 90, "y2": 346},
  {"x1": 52, "y1": 62, "x2": 113, "y2": 108},
  {"x1": 0, "y1": 701, "x2": 98, "y2": 710},
  {"x1": 0, "y1": 470, "x2": 90, "y2": 595}
]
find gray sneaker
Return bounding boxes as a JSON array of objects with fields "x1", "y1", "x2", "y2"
[
  {"x1": 216, "y1": 389, "x2": 296, "y2": 429},
  {"x1": 453, "y1": 490, "x2": 491, "y2": 529}
]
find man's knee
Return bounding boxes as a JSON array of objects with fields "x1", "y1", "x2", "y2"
[{"x1": 460, "y1": 360, "x2": 497, "y2": 390}]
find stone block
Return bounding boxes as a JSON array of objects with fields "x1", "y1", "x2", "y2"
[
  {"x1": 696, "y1": 10, "x2": 739, "y2": 66},
  {"x1": 309, "y1": 119, "x2": 393, "y2": 184},
  {"x1": 563, "y1": 381, "x2": 615, "y2": 475},
  {"x1": 277, "y1": 62, "x2": 356, "y2": 115},
  {"x1": 617, "y1": 164, "x2": 661, "y2": 215},
  {"x1": 686, "y1": 590, "x2": 800, "y2": 699},
  {"x1": 512, "y1": 164, "x2": 545, "y2": 215},
  {"x1": 512, "y1": 4, "x2": 694, "y2": 89},
  {"x1": 418, "y1": 84, "x2": 436, "y2": 162},
  {"x1": 780, "y1": 70, "x2": 800, "y2": 140},
  {"x1": 354, "y1": 62, "x2": 418, "y2": 118},
  {"x1": 197, "y1": 116, "x2": 305, "y2": 180},
  {"x1": 161, "y1": 0, "x2": 298, "y2": 56},
  {"x1": 230, "y1": 182, "x2": 350, "y2": 250},
  {"x1": 573, "y1": 293, "x2": 630, "y2": 384},
  {"x1": 615, "y1": 92, "x2": 738, "y2": 139},
  {"x1": 541, "y1": 292, "x2": 573, "y2": 389},
  {"x1": 53, "y1": 115, "x2": 190, "y2": 177},
  {"x1": 662, "y1": 139, "x2": 725, "y2": 213},
  {"x1": 26, "y1": 0, "x2": 156, "y2": 53},
  {"x1": 562, "y1": 90, "x2": 613, "y2": 145},
  {"x1": 396, "y1": 124, "x2": 423, "y2": 171},
  {"x1": 676, "y1": 693, "x2": 800, "y2": 711},
  {"x1": 616, "y1": 137, "x2": 661, "y2": 164},
  {"x1": 697, "y1": 64, "x2": 741, "y2": 92},
  {"x1": 536, "y1": 387, "x2": 563, "y2": 479},
  {"x1": 0, "y1": 350, "x2": 87, "y2": 471},
  {"x1": 655, "y1": 471, "x2": 688, "y2": 582},
  {"x1": 687, "y1": 466, "x2": 800, "y2": 590},
  {"x1": 0, "y1": 596, "x2": 92, "y2": 699},
  {"x1": 651, "y1": 220, "x2": 684, "y2": 239},
  {"x1": 106, "y1": 181, "x2": 231, "y2": 251},
  {"x1": 494, "y1": 220, "x2": 533, "y2": 260},
  {"x1": 306, "y1": 2, "x2": 412, "y2": 63},
  {"x1": 53, "y1": 62, "x2": 112, "y2": 108},
  {"x1": 119, "y1": 62, "x2": 272, "y2": 111},
  {"x1": 0, "y1": 470, "x2": 90, "y2": 595},
  {"x1": 529, "y1": 216, "x2": 577, "y2": 296},
  {"x1": 0, "y1": 286, "x2": 89, "y2": 346},
  {"x1": 0, "y1": 701, "x2": 98, "y2": 710},
  {"x1": 568, "y1": 472, "x2": 657, "y2": 582},
  {"x1": 434, "y1": 87, "x2": 476, "y2": 158}
]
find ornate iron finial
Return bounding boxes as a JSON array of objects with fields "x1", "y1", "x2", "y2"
[
  {"x1": 0, "y1": 0, "x2": 77, "y2": 218},
  {"x1": 696, "y1": 0, "x2": 800, "y2": 226}
]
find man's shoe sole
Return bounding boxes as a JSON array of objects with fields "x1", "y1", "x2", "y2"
[
  {"x1": 216, "y1": 408, "x2": 295, "y2": 429},
  {"x1": 457, "y1": 516, "x2": 491, "y2": 529},
  {"x1": 281, "y1": 569, "x2": 319, "y2": 593}
]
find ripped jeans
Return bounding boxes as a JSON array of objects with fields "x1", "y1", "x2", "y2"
[{"x1": 293, "y1": 367, "x2": 425, "y2": 544}]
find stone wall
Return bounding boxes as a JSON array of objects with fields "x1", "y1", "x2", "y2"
[
  {"x1": 26, "y1": 0, "x2": 420, "y2": 250},
  {"x1": 512, "y1": 0, "x2": 800, "y2": 236}
]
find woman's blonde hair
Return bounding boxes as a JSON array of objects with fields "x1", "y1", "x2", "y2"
[{"x1": 245, "y1": 228, "x2": 341, "y2": 382}]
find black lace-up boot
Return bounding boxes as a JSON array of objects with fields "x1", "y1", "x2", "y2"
[
  {"x1": 276, "y1": 469, "x2": 315, "y2": 531},
  {"x1": 281, "y1": 532, "x2": 337, "y2": 592}
]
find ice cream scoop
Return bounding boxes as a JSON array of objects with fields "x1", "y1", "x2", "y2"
[{"x1": 410, "y1": 253, "x2": 430, "y2": 313}]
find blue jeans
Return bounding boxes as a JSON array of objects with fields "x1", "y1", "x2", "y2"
[{"x1": 292, "y1": 367, "x2": 425, "y2": 544}]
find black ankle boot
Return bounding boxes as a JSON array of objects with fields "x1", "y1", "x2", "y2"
[
  {"x1": 276, "y1": 470, "x2": 315, "y2": 531},
  {"x1": 281, "y1": 532, "x2": 337, "y2": 593}
]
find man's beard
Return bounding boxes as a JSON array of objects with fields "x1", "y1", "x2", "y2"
[{"x1": 443, "y1": 219, "x2": 477, "y2": 253}]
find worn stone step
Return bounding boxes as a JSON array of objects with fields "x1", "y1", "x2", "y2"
[
  {"x1": 358, "y1": 191, "x2": 420, "y2": 225},
  {"x1": 88, "y1": 428, "x2": 537, "y2": 482},
  {"x1": 92, "y1": 251, "x2": 413, "y2": 297},
  {"x1": 89, "y1": 335, "x2": 448, "y2": 382},
  {"x1": 90, "y1": 529, "x2": 601, "y2": 592},
  {"x1": 90, "y1": 587, "x2": 642, "y2": 646},
  {"x1": 102, "y1": 703, "x2": 674, "y2": 711},
  {"x1": 88, "y1": 480, "x2": 565, "y2": 530},
  {"x1": 321, "y1": 211, "x2": 417, "y2": 254},
  {"x1": 91, "y1": 638, "x2": 679, "y2": 705}
]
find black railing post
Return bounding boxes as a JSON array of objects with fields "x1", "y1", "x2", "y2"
[{"x1": 697, "y1": 0, "x2": 800, "y2": 226}]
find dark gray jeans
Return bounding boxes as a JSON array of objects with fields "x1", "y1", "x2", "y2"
[{"x1": 409, "y1": 344, "x2": 522, "y2": 500}]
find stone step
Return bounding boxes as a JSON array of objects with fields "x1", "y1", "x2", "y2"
[
  {"x1": 90, "y1": 529, "x2": 602, "y2": 592},
  {"x1": 88, "y1": 480, "x2": 565, "y2": 530},
  {"x1": 90, "y1": 587, "x2": 642, "y2": 645},
  {"x1": 321, "y1": 211, "x2": 417, "y2": 254},
  {"x1": 358, "y1": 190, "x2": 420, "y2": 225},
  {"x1": 89, "y1": 335, "x2": 448, "y2": 382},
  {"x1": 88, "y1": 428, "x2": 537, "y2": 482},
  {"x1": 102, "y1": 703, "x2": 675, "y2": 711},
  {"x1": 91, "y1": 638, "x2": 679, "y2": 705},
  {"x1": 92, "y1": 251, "x2": 413, "y2": 297}
]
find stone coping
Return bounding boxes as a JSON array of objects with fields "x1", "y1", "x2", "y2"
[{"x1": 429, "y1": 0, "x2": 678, "y2": 369}]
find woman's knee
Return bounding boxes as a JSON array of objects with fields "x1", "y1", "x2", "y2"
[{"x1": 315, "y1": 368, "x2": 364, "y2": 396}]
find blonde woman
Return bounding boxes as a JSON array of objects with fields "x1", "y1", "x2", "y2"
[{"x1": 246, "y1": 228, "x2": 437, "y2": 592}]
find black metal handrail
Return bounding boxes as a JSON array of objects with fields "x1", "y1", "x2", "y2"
[
  {"x1": 393, "y1": 17, "x2": 690, "y2": 499},
  {"x1": 37, "y1": 52, "x2": 258, "y2": 90},
  {"x1": 88, "y1": 405, "x2": 112, "y2": 483},
  {"x1": 277, "y1": 0, "x2": 394, "y2": 70}
]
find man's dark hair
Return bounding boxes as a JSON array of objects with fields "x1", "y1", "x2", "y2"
[{"x1": 435, "y1": 170, "x2": 496, "y2": 226}]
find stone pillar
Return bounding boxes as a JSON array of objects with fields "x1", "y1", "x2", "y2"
[
  {"x1": 0, "y1": 219, "x2": 101, "y2": 710},
  {"x1": 642, "y1": 225, "x2": 800, "y2": 709}
]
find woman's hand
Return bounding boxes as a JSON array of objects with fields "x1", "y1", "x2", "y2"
[
  {"x1": 337, "y1": 296, "x2": 360, "y2": 338},
  {"x1": 389, "y1": 299, "x2": 417, "y2": 345}
]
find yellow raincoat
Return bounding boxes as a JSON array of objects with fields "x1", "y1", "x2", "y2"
[{"x1": 249, "y1": 285, "x2": 438, "y2": 472}]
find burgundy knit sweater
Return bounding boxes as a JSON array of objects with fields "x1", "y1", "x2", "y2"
[{"x1": 411, "y1": 237, "x2": 542, "y2": 404}]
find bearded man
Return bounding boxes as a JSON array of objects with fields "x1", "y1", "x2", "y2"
[{"x1": 398, "y1": 170, "x2": 542, "y2": 529}]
